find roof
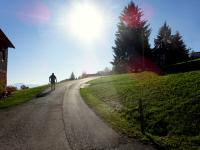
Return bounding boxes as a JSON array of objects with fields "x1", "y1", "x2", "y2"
[{"x1": 0, "y1": 29, "x2": 15, "y2": 49}]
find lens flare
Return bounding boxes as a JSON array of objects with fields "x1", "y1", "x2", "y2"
[{"x1": 18, "y1": 1, "x2": 51, "y2": 25}]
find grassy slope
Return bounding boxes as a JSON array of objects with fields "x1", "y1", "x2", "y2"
[
  {"x1": 0, "y1": 85, "x2": 48, "y2": 108},
  {"x1": 80, "y1": 71, "x2": 200, "y2": 150}
]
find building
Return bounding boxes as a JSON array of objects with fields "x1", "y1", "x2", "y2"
[
  {"x1": 190, "y1": 51, "x2": 200, "y2": 59},
  {"x1": 0, "y1": 29, "x2": 15, "y2": 89}
]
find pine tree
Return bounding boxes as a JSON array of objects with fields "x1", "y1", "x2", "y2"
[
  {"x1": 154, "y1": 22, "x2": 173, "y2": 67},
  {"x1": 70, "y1": 72, "x2": 75, "y2": 80},
  {"x1": 171, "y1": 31, "x2": 189, "y2": 63},
  {"x1": 154, "y1": 23, "x2": 189, "y2": 67},
  {"x1": 111, "y1": 2, "x2": 151, "y2": 73}
]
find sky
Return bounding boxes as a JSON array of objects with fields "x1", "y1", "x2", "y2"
[{"x1": 0, "y1": 0, "x2": 200, "y2": 85}]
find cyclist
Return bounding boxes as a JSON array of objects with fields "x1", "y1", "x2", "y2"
[{"x1": 49, "y1": 73, "x2": 57, "y2": 90}]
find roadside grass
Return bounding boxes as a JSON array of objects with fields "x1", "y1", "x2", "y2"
[
  {"x1": 0, "y1": 85, "x2": 48, "y2": 109},
  {"x1": 80, "y1": 71, "x2": 200, "y2": 150}
]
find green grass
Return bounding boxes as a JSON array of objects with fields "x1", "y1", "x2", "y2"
[
  {"x1": 80, "y1": 71, "x2": 200, "y2": 150},
  {"x1": 0, "y1": 85, "x2": 48, "y2": 108}
]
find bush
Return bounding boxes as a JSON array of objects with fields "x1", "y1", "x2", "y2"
[
  {"x1": 21, "y1": 85, "x2": 29, "y2": 90},
  {"x1": 164, "y1": 58, "x2": 200, "y2": 73},
  {"x1": 6, "y1": 86, "x2": 17, "y2": 96}
]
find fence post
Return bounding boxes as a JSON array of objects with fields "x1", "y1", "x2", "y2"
[{"x1": 139, "y1": 98, "x2": 145, "y2": 135}]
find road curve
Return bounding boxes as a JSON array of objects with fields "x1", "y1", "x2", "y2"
[
  {"x1": 0, "y1": 78, "x2": 154, "y2": 150},
  {"x1": 63, "y1": 78, "x2": 154, "y2": 150}
]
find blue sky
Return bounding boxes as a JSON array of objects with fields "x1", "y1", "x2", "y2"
[{"x1": 0, "y1": 0, "x2": 200, "y2": 85}]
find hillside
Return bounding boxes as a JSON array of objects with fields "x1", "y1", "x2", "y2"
[
  {"x1": 80, "y1": 71, "x2": 200, "y2": 150},
  {"x1": 0, "y1": 85, "x2": 48, "y2": 108}
]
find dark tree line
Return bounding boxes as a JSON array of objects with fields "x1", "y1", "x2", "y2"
[
  {"x1": 153, "y1": 22, "x2": 189, "y2": 67},
  {"x1": 111, "y1": 2, "x2": 189, "y2": 73}
]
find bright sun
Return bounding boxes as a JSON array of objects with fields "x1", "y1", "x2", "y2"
[{"x1": 67, "y1": 3, "x2": 104, "y2": 42}]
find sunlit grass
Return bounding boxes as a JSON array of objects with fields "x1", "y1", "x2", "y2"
[
  {"x1": 0, "y1": 85, "x2": 48, "y2": 108},
  {"x1": 81, "y1": 71, "x2": 200, "y2": 149}
]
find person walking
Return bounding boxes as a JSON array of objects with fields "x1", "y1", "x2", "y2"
[{"x1": 49, "y1": 73, "x2": 57, "y2": 90}]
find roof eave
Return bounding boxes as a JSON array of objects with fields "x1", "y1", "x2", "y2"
[{"x1": 0, "y1": 29, "x2": 15, "y2": 49}]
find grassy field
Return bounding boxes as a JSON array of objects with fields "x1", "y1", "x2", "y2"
[
  {"x1": 80, "y1": 71, "x2": 200, "y2": 150},
  {"x1": 0, "y1": 85, "x2": 48, "y2": 109}
]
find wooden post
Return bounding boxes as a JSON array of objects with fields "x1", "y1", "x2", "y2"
[{"x1": 139, "y1": 98, "x2": 145, "y2": 134}]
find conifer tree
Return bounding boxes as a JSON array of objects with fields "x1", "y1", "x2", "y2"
[
  {"x1": 70, "y1": 72, "x2": 75, "y2": 80},
  {"x1": 111, "y1": 2, "x2": 151, "y2": 73},
  {"x1": 171, "y1": 31, "x2": 189, "y2": 63},
  {"x1": 154, "y1": 23, "x2": 189, "y2": 67}
]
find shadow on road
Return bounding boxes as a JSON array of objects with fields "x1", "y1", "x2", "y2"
[{"x1": 36, "y1": 89, "x2": 52, "y2": 98}]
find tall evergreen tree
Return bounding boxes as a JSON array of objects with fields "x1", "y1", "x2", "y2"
[
  {"x1": 171, "y1": 31, "x2": 189, "y2": 63},
  {"x1": 111, "y1": 2, "x2": 151, "y2": 73},
  {"x1": 70, "y1": 72, "x2": 75, "y2": 80},
  {"x1": 154, "y1": 22, "x2": 189, "y2": 67},
  {"x1": 154, "y1": 22, "x2": 173, "y2": 67}
]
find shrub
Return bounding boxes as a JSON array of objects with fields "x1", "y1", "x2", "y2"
[
  {"x1": 6, "y1": 86, "x2": 17, "y2": 96},
  {"x1": 21, "y1": 85, "x2": 29, "y2": 90},
  {"x1": 164, "y1": 58, "x2": 200, "y2": 73}
]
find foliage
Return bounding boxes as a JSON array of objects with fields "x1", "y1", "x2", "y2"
[
  {"x1": 171, "y1": 32, "x2": 189, "y2": 62},
  {"x1": 97, "y1": 67, "x2": 113, "y2": 76},
  {"x1": 21, "y1": 85, "x2": 29, "y2": 90},
  {"x1": 6, "y1": 86, "x2": 17, "y2": 95},
  {"x1": 0, "y1": 85, "x2": 47, "y2": 108},
  {"x1": 111, "y1": 2, "x2": 152, "y2": 73},
  {"x1": 153, "y1": 22, "x2": 173, "y2": 66},
  {"x1": 70, "y1": 72, "x2": 75, "y2": 80},
  {"x1": 81, "y1": 71, "x2": 200, "y2": 149},
  {"x1": 165, "y1": 58, "x2": 200, "y2": 73},
  {"x1": 111, "y1": 2, "x2": 191, "y2": 73},
  {"x1": 153, "y1": 22, "x2": 189, "y2": 67}
]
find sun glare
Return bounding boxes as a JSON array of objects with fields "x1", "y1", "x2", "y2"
[{"x1": 67, "y1": 3, "x2": 104, "y2": 42}]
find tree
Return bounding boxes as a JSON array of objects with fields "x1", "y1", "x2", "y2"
[
  {"x1": 69, "y1": 72, "x2": 75, "y2": 80},
  {"x1": 153, "y1": 22, "x2": 173, "y2": 67},
  {"x1": 154, "y1": 22, "x2": 189, "y2": 67},
  {"x1": 171, "y1": 31, "x2": 189, "y2": 63},
  {"x1": 111, "y1": 2, "x2": 151, "y2": 73},
  {"x1": 97, "y1": 67, "x2": 112, "y2": 76},
  {"x1": 21, "y1": 85, "x2": 29, "y2": 90},
  {"x1": 81, "y1": 71, "x2": 87, "y2": 78}
]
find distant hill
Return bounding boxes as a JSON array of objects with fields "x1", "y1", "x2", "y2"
[{"x1": 10, "y1": 83, "x2": 39, "y2": 89}]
